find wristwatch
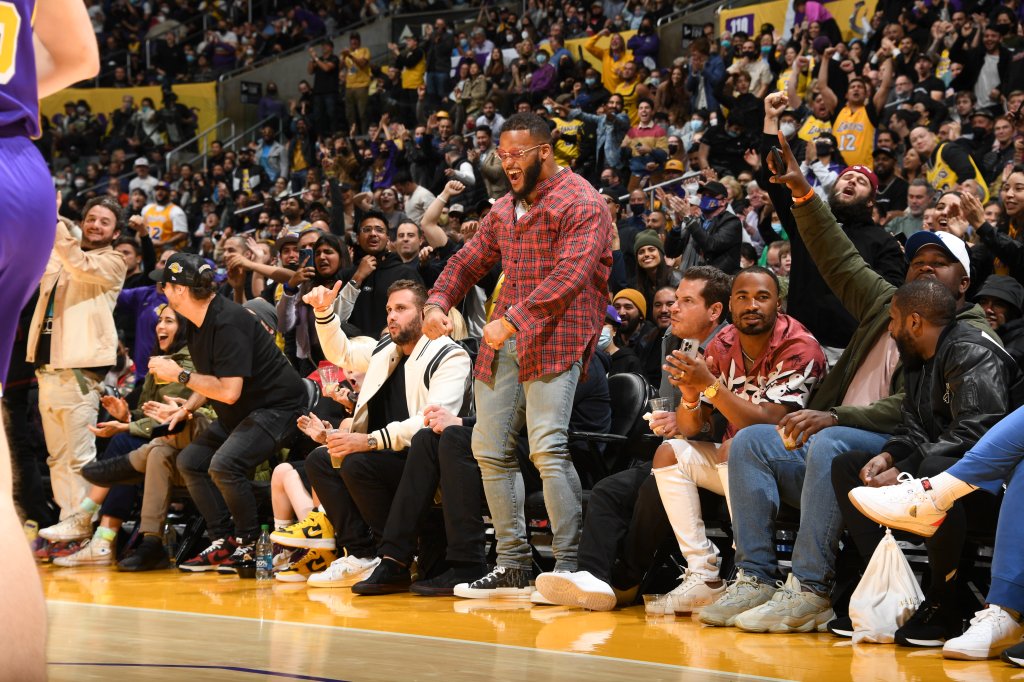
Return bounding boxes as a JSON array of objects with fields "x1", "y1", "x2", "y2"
[
  {"x1": 828, "y1": 408, "x2": 840, "y2": 425},
  {"x1": 178, "y1": 369, "x2": 192, "y2": 385},
  {"x1": 366, "y1": 434, "x2": 378, "y2": 450},
  {"x1": 701, "y1": 380, "x2": 720, "y2": 400}
]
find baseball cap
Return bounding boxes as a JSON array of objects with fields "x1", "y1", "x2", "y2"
[
  {"x1": 448, "y1": 203, "x2": 465, "y2": 215},
  {"x1": 698, "y1": 181, "x2": 728, "y2": 199},
  {"x1": 664, "y1": 159, "x2": 685, "y2": 172},
  {"x1": 975, "y1": 275, "x2": 1024, "y2": 314},
  {"x1": 905, "y1": 230, "x2": 971, "y2": 274},
  {"x1": 149, "y1": 252, "x2": 214, "y2": 286},
  {"x1": 872, "y1": 147, "x2": 897, "y2": 159},
  {"x1": 275, "y1": 232, "x2": 299, "y2": 250},
  {"x1": 134, "y1": 157, "x2": 150, "y2": 167},
  {"x1": 155, "y1": 180, "x2": 171, "y2": 190},
  {"x1": 838, "y1": 165, "x2": 879, "y2": 193}
]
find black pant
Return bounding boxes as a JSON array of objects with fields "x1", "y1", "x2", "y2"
[
  {"x1": 177, "y1": 410, "x2": 298, "y2": 541},
  {"x1": 832, "y1": 451, "x2": 1000, "y2": 599},
  {"x1": 577, "y1": 462, "x2": 671, "y2": 589},
  {"x1": 96, "y1": 432, "x2": 146, "y2": 521},
  {"x1": 378, "y1": 425, "x2": 487, "y2": 567},
  {"x1": 305, "y1": 445, "x2": 407, "y2": 559},
  {"x1": 4, "y1": 386, "x2": 54, "y2": 525}
]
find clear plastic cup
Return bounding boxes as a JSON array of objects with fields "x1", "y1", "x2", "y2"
[{"x1": 318, "y1": 365, "x2": 340, "y2": 397}]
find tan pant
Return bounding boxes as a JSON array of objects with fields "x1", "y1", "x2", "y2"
[
  {"x1": 37, "y1": 368, "x2": 101, "y2": 518},
  {"x1": 129, "y1": 413, "x2": 210, "y2": 535}
]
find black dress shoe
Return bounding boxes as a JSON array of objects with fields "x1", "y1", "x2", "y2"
[
  {"x1": 117, "y1": 535, "x2": 171, "y2": 572},
  {"x1": 83, "y1": 454, "x2": 144, "y2": 487},
  {"x1": 352, "y1": 558, "x2": 411, "y2": 595}
]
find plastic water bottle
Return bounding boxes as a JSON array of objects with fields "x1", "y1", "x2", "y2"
[
  {"x1": 256, "y1": 525, "x2": 273, "y2": 581},
  {"x1": 163, "y1": 521, "x2": 179, "y2": 562}
]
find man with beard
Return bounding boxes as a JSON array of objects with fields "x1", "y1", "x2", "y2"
[
  {"x1": 833, "y1": 279, "x2": 1018, "y2": 647},
  {"x1": 612, "y1": 288, "x2": 656, "y2": 357},
  {"x1": 27, "y1": 198, "x2": 127, "y2": 532},
  {"x1": 282, "y1": 279, "x2": 471, "y2": 587},
  {"x1": 872, "y1": 147, "x2": 908, "y2": 224},
  {"x1": 280, "y1": 196, "x2": 311, "y2": 233},
  {"x1": 909, "y1": 125, "x2": 989, "y2": 203},
  {"x1": 637, "y1": 285, "x2": 676, "y2": 387},
  {"x1": 648, "y1": 267, "x2": 825, "y2": 618},
  {"x1": 701, "y1": 128, "x2": 996, "y2": 637},
  {"x1": 422, "y1": 113, "x2": 613, "y2": 598},
  {"x1": 760, "y1": 92, "x2": 905, "y2": 363},
  {"x1": 339, "y1": 211, "x2": 422, "y2": 338}
]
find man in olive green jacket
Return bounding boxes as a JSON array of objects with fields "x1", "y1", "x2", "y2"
[{"x1": 699, "y1": 95, "x2": 998, "y2": 632}]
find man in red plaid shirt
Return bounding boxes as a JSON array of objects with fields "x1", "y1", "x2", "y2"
[{"x1": 423, "y1": 113, "x2": 614, "y2": 598}]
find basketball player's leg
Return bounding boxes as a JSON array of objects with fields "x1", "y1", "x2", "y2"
[{"x1": 0, "y1": 138, "x2": 60, "y2": 681}]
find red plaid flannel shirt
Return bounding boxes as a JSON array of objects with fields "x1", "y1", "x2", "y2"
[{"x1": 426, "y1": 168, "x2": 613, "y2": 383}]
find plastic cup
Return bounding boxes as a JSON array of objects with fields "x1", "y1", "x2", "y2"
[
  {"x1": 643, "y1": 593, "x2": 670, "y2": 616},
  {"x1": 649, "y1": 398, "x2": 670, "y2": 413},
  {"x1": 318, "y1": 365, "x2": 340, "y2": 397}
]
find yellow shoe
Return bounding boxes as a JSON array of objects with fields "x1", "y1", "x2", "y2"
[
  {"x1": 275, "y1": 548, "x2": 337, "y2": 583},
  {"x1": 270, "y1": 510, "x2": 335, "y2": 550}
]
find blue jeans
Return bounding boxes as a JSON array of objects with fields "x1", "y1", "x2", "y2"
[
  {"x1": 947, "y1": 404, "x2": 1024, "y2": 612},
  {"x1": 471, "y1": 338, "x2": 582, "y2": 571},
  {"x1": 729, "y1": 424, "x2": 888, "y2": 594}
]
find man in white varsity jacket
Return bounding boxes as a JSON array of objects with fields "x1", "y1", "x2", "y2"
[{"x1": 294, "y1": 278, "x2": 472, "y2": 587}]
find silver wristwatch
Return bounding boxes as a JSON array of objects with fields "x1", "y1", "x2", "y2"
[{"x1": 366, "y1": 434, "x2": 378, "y2": 450}]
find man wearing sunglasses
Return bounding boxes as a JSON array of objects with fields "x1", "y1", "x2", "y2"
[{"x1": 423, "y1": 113, "x2": 614, "y2": 598}]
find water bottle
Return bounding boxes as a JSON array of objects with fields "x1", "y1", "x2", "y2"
[
  {"x1": 163, "y1": 521, "x2": 179, "y2": 562},
  {"x1": 256, "y1": 524, "x2": 273, "y2": 581}
]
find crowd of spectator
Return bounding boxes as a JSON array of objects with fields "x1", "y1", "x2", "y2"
[{"x1": 16, "y1": 0, "x2": 1024, "y2": 670}]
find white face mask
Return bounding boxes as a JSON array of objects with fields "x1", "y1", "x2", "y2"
[
  {"x1": 780, "y1": 122, "x2": 796, "y2": 138},
  {"x1": 598, "y1": 325, "x2": 614, "y2": 351}
]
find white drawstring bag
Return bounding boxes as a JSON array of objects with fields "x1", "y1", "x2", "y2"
[{"x1": 849, "y1": 529, "x2": 925, "y2": 644}]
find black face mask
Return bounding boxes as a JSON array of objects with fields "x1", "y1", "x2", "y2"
[
  {"x1": 600, "y1": 178, "x2": 612, "y2": 187},
  {"x1": 744, "y1": 51, "x2": 759, "y2": 60},
  {"x1": 972, "y1": 126, "x2": 989, "y2": 139},
  {"x1": 668, "y1": 144, "x2": 679, "y2": 154},
  {"x1": 996, "y1": 23, "x2": 1013, "y2": 35},
  {"x1": 630, "y1": 203, "x2": 645, "y2": 215}
]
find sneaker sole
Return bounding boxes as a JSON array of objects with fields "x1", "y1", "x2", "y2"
[
  {"x1": 897, "y1": 635, "x2": 947, "y2": 648},
  {"x1": 178, "y1": 564, "x2": 225, "y2": 573},
  {"x1": 410, "y1": 584, "x2": 455, "y2": 597},
  {"x1": 308, "y1": 566, "x2": 377, "y2": 588},
  {"x1": 700, "y1": 604, "x2": 768, "y2": 627},
  {"x1": 274, "y1": 572, "x2": 309, "y2": 583},
  {"x1": 269, "y1": 534, "x2": 336, "y2": 550},
  {"x1": 453, "y1": 585, "x2": 534, "y2": 599},
  {"x1": 847, "y1": 490, "x2": 942, "y2": 538},
  {"x1": 39, "y1": 531, "x2": 91, "y2": 543},
  {"x1": 351, "y1": 582, "x2": 411, "y2": 596},
  {"x1": 944, "y1": 646, "x2": 1001, "y2": 660},
  {"x1": 1001, "y1": 649, "x2": 1024, "y2": 667},
  {"x1": 53, "y1": 558, "x2": 112, "y2": 567},
  {"x1": 535, "y1": 574, "x2": 615, "y2": 611},
  {"x1": 735, "y1": 608, "x2": 835, "y2": 634}
]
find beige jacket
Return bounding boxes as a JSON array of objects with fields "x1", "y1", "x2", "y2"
[{"x1": 26, "y1": 219, "x2": 127, "y2": 369}]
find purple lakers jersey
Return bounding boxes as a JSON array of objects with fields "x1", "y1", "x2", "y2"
[{"x1": 0, "y1": 0, "x2": 38, "y2": 138}]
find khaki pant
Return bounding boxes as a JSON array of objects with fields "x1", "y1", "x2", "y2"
[
  {"x1": 129, "y1": 413, "x2": 210, "y2": 535},
  {"x1": 37, "y1": 368, "x2": 101, "y2": 518}
]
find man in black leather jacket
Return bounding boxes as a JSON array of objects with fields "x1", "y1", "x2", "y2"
[
  {"x1": 664, "y1": 181, "x2": 741, "y2": 275},
  {"x1": 833, "y1": 278, "x2": 1023, "y2": 648}
]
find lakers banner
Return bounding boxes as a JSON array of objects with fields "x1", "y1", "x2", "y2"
[{"x1": 720, "y1": 0, "x2": 878, "y2": 43}]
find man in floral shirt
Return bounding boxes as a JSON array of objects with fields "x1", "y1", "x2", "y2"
[{"x1": 650, "y1": 266, "x2": 825, "y2": 615}]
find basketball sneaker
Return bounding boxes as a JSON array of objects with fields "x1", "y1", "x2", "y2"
[
  {"x1": 271, "y1": 510, "x2": 335, "y2": 550},
  {"x1": 275, "y1": 549, "x2": 336, "y2": 583},
  {"x1": 178, "y1": 537, "x2": 238, "y2": 572},
  {"x1": 39, "y1": 511, "x2": 93, "y2": 542}
]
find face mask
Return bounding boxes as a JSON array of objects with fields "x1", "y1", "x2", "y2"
[
  {"x1": 996, "y1": 23, "x2": 1012, "y2": 35},
  {"x1": 630, "y1": 203, "x2": 645, "y2": 215},
  {"x1": 506, "y1": 33, "x2": 515, "y2": 42},
  {"x1": 600, "y1": 178, "x2": 612, "y2": 187},
  {"x1": 668, "y1": 144, "x2": 679, "y2": 154},
  {"x1": 779, "y1": 122, "x2": 796, "y2": 138},
  {"x1": 689, "y1": 119, "x2": 703, "y2": 131},
  {"x1": 544, "y1": 104, "x2": 553, "y2": 113},
  {"x1": 972, "y1": 126, "x2": 988, "y2": 139},
  {"x1": 648, "y1": 77, "x2": 660, "y2": 87},
  {"x1": 744, "y1": 51, "x2": 759, "y2": 60},
  {"x1": 771, "y1": 221, "x2": 783, "y2": 234},
  {"x1": 598, "y1": 326, "x2": 613, "y2": 351},
  {"x1": 522, "y1": 30, "x2": 530, "y2": 39},
  {"x1": 760, "y1": 45, "x2": 772, "y2": 54},
  {"x1": 74, "y1": 178, "x2": 86, "y2": 188},
  {"x1": 414, "y1": 135, "x2": 424, "y2": 145},
  {"x1": 461, "y1": 39, "x2": 469, "y2": 47},
  {"x1": 699, "y1": 195, "x2": 721, "y2": 215},
  {"x1": 536, "y1": 53, "x2": 548, "y2": 64},
  {"x1": 585, "y1": 77, "x2": 597, "y2": 87},
  {"x1": 726, "y1": 128, "x2": 739, "y2": 138},
  {"x1": 721, "y1": 40, "x2": 731, "y2": 49}
]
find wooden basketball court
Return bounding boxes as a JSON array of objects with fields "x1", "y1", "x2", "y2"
[{"x1": 39, "y1": 565, "x2": 1024, "y2": 681}]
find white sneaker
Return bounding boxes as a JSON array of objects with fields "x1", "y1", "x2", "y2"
[
  {"x1": 943, "y1": 605, "x2": 1024, "y2": 660},
  {"x1": 658, "y1": 571, "x2": 726, "y2": 615},
  {"x1": 530, "y1": 590, "x2": 557, "y2": 605},
  {"x1": 53, "y1": 538, "x2": 113, "y2": 567},
  {"x1": 39, "y1": 511, "x2": 93, "y2": 542},
  {"x1": 535, "y1": 570, "x2": 616, "y2": 611},
  {"x1": 848, "y1": 473, "x2": 947, "y2": 537},
  {"x1": 307, "y1": 555, "x2": 380, "y2": 588}
]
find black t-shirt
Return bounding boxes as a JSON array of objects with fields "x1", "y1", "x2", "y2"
[
  {"x1": 367, "y1": 354, "x2": 409, "y2": 437},
  {"x1": 312, "y1": 54, "x2": 340, "y2": 94},
  {"x1": 876, "y1": 175, "x2": 909, "y2": 215},
  {"x1": 187, "y1": 294, "x2": 305, "y2": 431},
  {"x1": 340, "y1": 252, "x2": 422, "y2": 337}
]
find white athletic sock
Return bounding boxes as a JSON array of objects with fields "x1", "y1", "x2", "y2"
[
  {"x1": 274, "y1": 518, "x2": 294, "y2": 530},
  {"x1": 926, "y1": 472, "x2": 977, "y2": 511}
]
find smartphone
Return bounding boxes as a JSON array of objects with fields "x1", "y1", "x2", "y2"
[
  {"x1": 299, "y1": 248, "x2": 315, "y2": 265},
  {"x1": 769, "y1": 147, "x2": 785, "y2": 176},
  {"x1": 680, "y1": 338, "x2": 700, "y2": 358},
  {"x1": 152, "y1": 420, "x2": 187, "y2": 437}
]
